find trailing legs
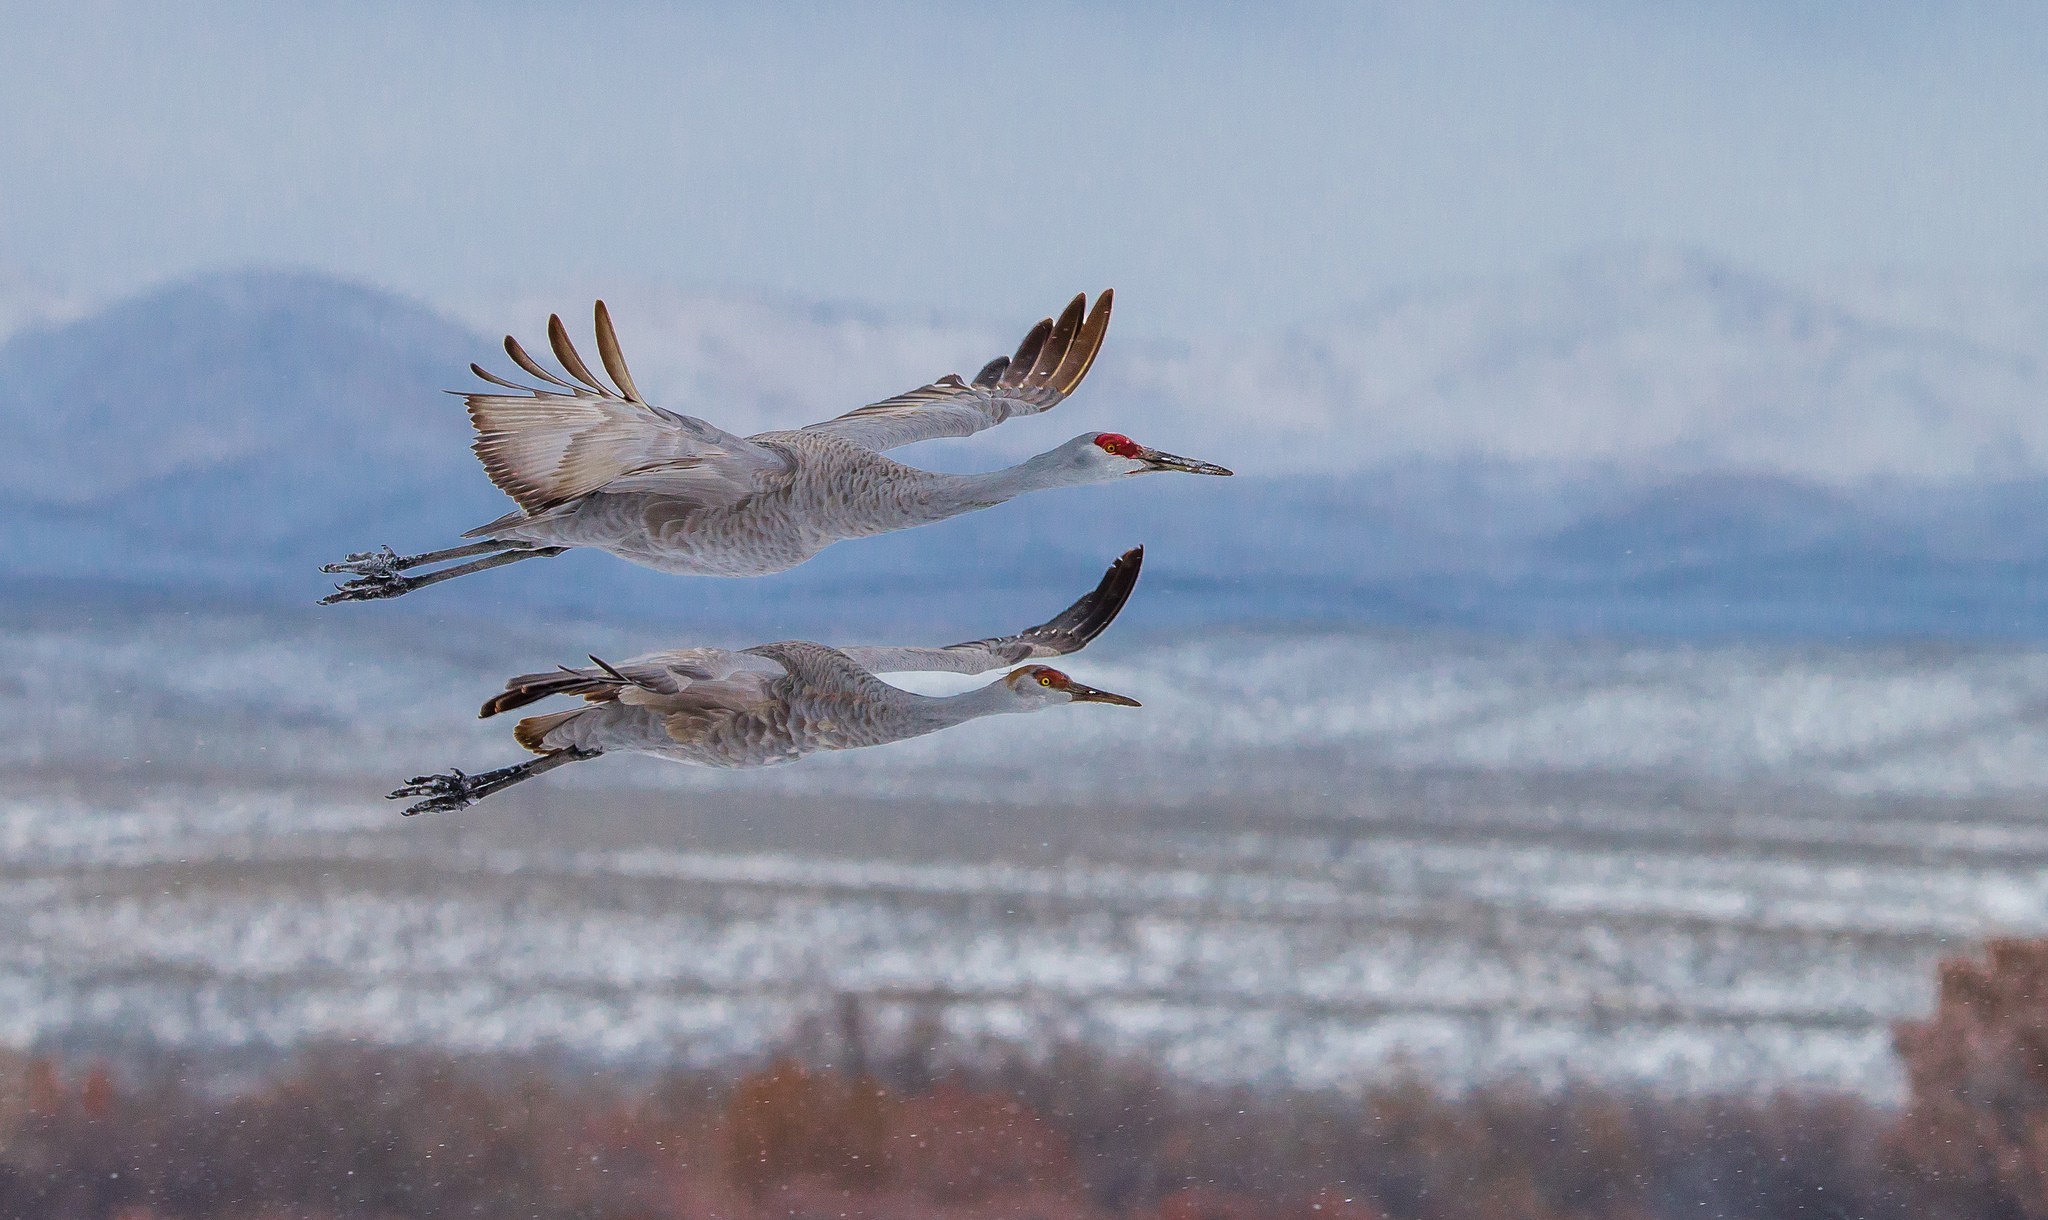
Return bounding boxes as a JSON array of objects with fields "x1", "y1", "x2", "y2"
[
  {"x1": 389, "y1": 747, "x2": 602, "y2": 815},
  {"x1": 320, "y1": 544, "x2": 567, "y2": 604},
  {"x1": 323, "y1": 540, "x2": 508, "y2": 578}
]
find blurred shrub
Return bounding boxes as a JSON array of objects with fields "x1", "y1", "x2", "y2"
[
  {"x1": 0, "y1": 1046, "x2": 1913, "y2": 1220},
  {"x1": 1893, "y1": 936, "x2": 2048, "y2": 1218},
  {"x1": 888, "y1": 1080, "x2": 1077, "y2": 1203},
  {"x1": 722, "y1": 1056, "x2": 891, "y2": 1190},
  {"x1": 0, "y1": 971, "x2": 1997, "y2": 1220}
]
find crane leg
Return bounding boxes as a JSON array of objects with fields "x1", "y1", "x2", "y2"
[
  {"x1": 322, "y1": 540, "x2": 509, "y2": 578},
  {"x1": 320, "y1": 546, "x2": 567, "y2": 604},
  {"x1": 389, "y1": 747, "x2": 601, "y2": 815}
]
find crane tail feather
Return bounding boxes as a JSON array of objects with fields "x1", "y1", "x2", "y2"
[{"x1": 513, "y1": 708, "x2": 590, "y2": 754}]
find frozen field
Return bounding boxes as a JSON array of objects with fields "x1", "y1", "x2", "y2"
[{"x1": 6, "y1": 602, "x2": 2048, "y2": 1098}]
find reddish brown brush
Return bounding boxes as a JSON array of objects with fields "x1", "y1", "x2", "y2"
[
  {"x1": 1892, "y1": 936, "x2": 2048, "y2": 1218},
  {"x1": 46, "y1": 938, "x2": 2048, "y2": 1218}
]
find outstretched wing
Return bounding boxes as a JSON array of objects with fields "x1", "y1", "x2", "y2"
[
  {"x1": 463, "y1": 301, "x2": 792, "y2": 517},
  {"x1": 797, "y1": 290, "x2": 1112, "y2": 452},
  {"x1": 840, "y1": 546, "x2": 1143, "y2": 675},
  {"x1": 480, "y1": 647, "x2": 782, "y2": 717}
]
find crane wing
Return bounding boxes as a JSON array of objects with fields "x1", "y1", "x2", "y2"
[
  {"x1": 795, "y1": 291, "x2": 1112, "y2": 452},
  {"x1": 463, "y1": 301, "x2": 793, "y2": 517},
  {"x1": 742, "y1": 640, "x2": 915, "y2": 701},
  {"x1": 840, "y1": 546, "x2": 1143, "y2": 675},
  {"x1": 480, "y1": 647, "x2": 783, "y2": 717}
]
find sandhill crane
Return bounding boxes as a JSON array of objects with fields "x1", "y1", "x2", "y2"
[
  {"x1": 322, "y1": 292, "x2": 1227, "y2": 604},
  {"x1": 391, "y1": 547, "x2": 1147, "y2": 814}
]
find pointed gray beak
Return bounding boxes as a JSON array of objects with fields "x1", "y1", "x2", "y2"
[
  {"x1": 1069, "y1": 682, "x2": 1142, "y2": 708},
  {"x1": 1138, "y1": 446, "x2": 1233, "y2": 476}
]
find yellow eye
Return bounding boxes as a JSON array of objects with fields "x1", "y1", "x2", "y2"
[{"x1": 1038, "y1": 675, "x2": 1053, "y2": 687}]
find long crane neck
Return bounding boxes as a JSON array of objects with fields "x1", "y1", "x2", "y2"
[
  {"x1": 893, "y1": 677, "x2": 1029, "y2": 737},
  {"x1": 942, "y1": 448, "x2": 1099, "y2": 509}
]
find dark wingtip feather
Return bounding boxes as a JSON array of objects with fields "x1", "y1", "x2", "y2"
[
  {"x1": 504, "y1": 333, "x2": 584, "y2": 393},
  {"x1": 480, "y1": 665, "x2": 620, "y2": 718},
  {"x1": 470, "y1": 362, "x2": 530, "y2": 392},
  {"x1": 1003, "y1": 318, "x2": 1054, "y2": 388},
  {"x1": 971, "y1": 356, "x2": 1010, "y2": 388},
  {"x1": 481, "y1": 678, "x2": 551, "y2": 718},
  {"x1": 1023, "y1": 545, "x2": 1144, "y2": 653},
  {"x1": 548, "y1": 313, "x2": 613, "y2": 396},
  {"x1": 1026, "y1": 294, "x2": 1087, "y2": 386},
  {"x1": 593, "y1": 300, "x2": 645, "y2": 403},
  {"x1": 1053, "y1": 290, "x2": 1114, "y2": 394}
]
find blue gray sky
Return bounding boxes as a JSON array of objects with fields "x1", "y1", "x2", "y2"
[{"x1": 3, "y1": 1, "x2": 2045, "y2": 335}]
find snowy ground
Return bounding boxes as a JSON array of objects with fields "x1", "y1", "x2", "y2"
[{"x1": 5, "y1": 602, "x2": 2047, "y2": 1098}]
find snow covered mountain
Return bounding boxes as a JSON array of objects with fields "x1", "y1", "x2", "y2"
[
  {"x1": 3, "y1": 253, "x2": 2044, "y2": 635},
  {"x1": 0, "y1": 271, "x2": 489, "y2": 585},
  {"x1": 453, "y1": 249, "x2": 2048, "y2": 485},
  {"x1": 1210, "y1": 248, "x2": 2048, "y2": 482}
]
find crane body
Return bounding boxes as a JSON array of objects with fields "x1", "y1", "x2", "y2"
[
  {"x1": 321, "y1": 293, "x2": 1227, "y2": 602},
  {"x1": 391, "y1": 547, "x2": 1147, "y2": 814}
]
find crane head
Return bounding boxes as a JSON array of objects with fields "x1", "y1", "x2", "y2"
[
  {"x1": 1087, "y1": 432, "x2": 1233, "y2": 477},
  {"x1": 1004, "y1": 665, "x2": 1142, "y2": 708}
]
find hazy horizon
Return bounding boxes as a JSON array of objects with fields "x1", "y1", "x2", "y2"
[{"x1": 5, "y1": 2, "x2": 2047, "y2": 339}]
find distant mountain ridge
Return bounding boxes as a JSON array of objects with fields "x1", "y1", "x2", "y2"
[
  {"x1": 2, "y1": 258, "x2": 2044, "y2": 637},
  {"x1": 0, "y1": 271, "x2": 488, "y2": 577},
  {"x1": 1148, "y1": 248, "x2": 2048, "y2": 483}
]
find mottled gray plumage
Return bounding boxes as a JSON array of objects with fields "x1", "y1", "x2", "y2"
[
  {"x1": 321, "y1": 294, "x2": 1228, "y2": 603},
  {"x1": 391, "y1": 548, "x2": 1146, "y2": 814}
]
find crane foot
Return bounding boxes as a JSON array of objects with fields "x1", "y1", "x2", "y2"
[
  {"x1": 320, "y1": 571, "x2": 416, "y2": 604},
  {"x1": 390, "y1": 768, "x2": 488, "y2": 815},
  {"x1": 321, "y1": 546, "x2": 404, "y2": 578},
  {"x1": 388, "y1": 748, "x2": 597, "y2": 815}
]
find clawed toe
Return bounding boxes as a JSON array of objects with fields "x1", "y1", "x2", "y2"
[
  {"x1": 389, "y1": 769, "x2": 476, "y2": 816},
  {"x1": 320, "y1": 572, "x2": 415, "y2": 604},
  {"x1": 318, "y1": 547, "x2": 414, "y2": 603},
  {"x1": 399, "y1": 792, "x2": 472, "y2": 815},
  {"x1": 321, "y1": 545, "x2": 403, "y2": 577},
  {"x1": 391, "y1": 768, "x2": 466, "y2": 798}
]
